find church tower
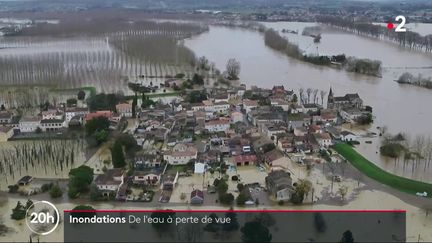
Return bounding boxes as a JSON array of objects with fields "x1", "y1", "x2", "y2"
[{"x1": 327, "y1": 87, "x2": 334, "y2": 109}]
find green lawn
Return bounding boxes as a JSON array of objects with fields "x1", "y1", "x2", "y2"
[{"x1": 333, "y1": 143, "x2": 432, "y2": 198}]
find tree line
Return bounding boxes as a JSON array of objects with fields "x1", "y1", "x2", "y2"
[
  {"x1": 264, "y1": 28, "x2": 382, "y2": 76},
  {"x1": 317, "y1": 15, "x2": 432, "y2": 53},
  {"x1": 397, "y1": 72, "x2": 432, "y2": 89}
]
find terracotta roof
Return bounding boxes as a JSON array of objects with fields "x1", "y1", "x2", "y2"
[
  {"x1": 234, "y1": 155, "x2": 257, "y2": 163},
  {"x1": 116, "y1": 103, "x2": 131, "y2": 109},
  {"x1": 243, "y1": 99, "x2": 258, "y2": 107},
  {"x1": 85, "y1": 111, "x2": 113, "y2": 121},
  {"x1": 205, "y1": 119, "x2": 230, "y2": 126}
]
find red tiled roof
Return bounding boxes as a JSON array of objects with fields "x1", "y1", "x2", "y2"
[
  {"x1": 234, "y1": 155, "x2": 257, "y2": 163},
  {"x1": 85, "y1": 111, "x2": 113, "y2": 121}
]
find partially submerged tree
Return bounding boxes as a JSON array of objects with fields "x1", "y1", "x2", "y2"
[{"x1": 226, "y1": 58, "x2": 240, "y2": 80}]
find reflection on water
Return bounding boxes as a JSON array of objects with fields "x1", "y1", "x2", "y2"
[{"x1": 185, "y1": 23, "x2": 432, "y2": 181}]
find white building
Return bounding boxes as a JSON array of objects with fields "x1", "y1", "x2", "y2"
[
  {"x1": 213, "y1": 101, "x2": 230, "y2": 114},
  {"x1": 65, "y1": 107, "x2": 89, "y2": 122},
  {"x1": 243, "y1": 99, "x2": 258, "y2": 113},
  {"x1": 40, "y1": 119, "x2": 65, "y2": 132},
  {"x1": 314, "y1": 132, "x2": 333, "y2": 147},
  {"x1": 270, "y1": 98, "x2": 290, "y2": 111},
  {"x1": 163, "y1": 143, "x2": 198, "y2": 165},
  {"x1": 340, "y1": 131, "x2": 357, "y2": 142},
  {"x1": 116, "y1": 103, "x2": 133, "y2": 118},
  {"x1": 340, "y1": 108, "x2": 363, "y2": 123},
  {"x1": 205, "y1": 119, "x2": 230, "y2": 133},
  {"x1": 132, "y1": 170, "x2": 161, "y2": 185},
  {"x1": 42, "y1": 109, "x2": 64, "y2": 120},
  {"x1": 231, "y1": 111, "x2": 244, "y2": 123},
  {"x1": 19, "y1": 116, "x2": 41, "y2": 133},
  {"x1": 94, "y1": 169, "x2": 124, "y2": 196}
]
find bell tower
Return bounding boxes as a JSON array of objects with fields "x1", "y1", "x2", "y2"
[{"x1": 327, "y1": 87, "x2": 334, "y2": 109}]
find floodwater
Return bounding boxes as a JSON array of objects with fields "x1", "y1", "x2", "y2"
[
  {"x1": 374, "y1": 22, "x2": 432, "y2": 36},
  {"x1": 185, "y1": 22, "x2": 432, "y2": 181}
]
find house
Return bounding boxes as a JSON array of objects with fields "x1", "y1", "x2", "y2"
[
  {"x1": 162, "y1": 173, "x2": 178, "y2": 190},
  {"x1": 270, "y1": 98, "x2": 290, "y2": 111},
  {"x1": 252, "y1": 137, "x2": 274, "y2": 152},
  {"x1": 17, "y1": 175, "x2": 33, "y2": 186},
  {"x1": 340, "y1": 108, "x2": 364, "y2": 123},
  {"x1": 40, "y1": 119, "x2": 65, "y2": 131},
  {"x1": 234, "y1": 155, "x2": 257, "y2": 166},
  {"x1": 231, "y1": 111, "x2": 244, "y2": 123},
  {"x1": 320, "y1": 109, "x2": 338, "y2": 124},
  {"x1": 65, "y1": 107, "x2": 89, "y2": 122},
  {"x1": 165, "y1": 78, "x2": 182, "y2": 88},
  {"x1": 277, "y1": 136, "x2": 294, "y2": 153},
  {"x1": 19, "y1": 116, "x2": 41, "y2": 133},
  {"x1": 94, "y1": 169, "x2": 124, "y2": 197},
  {"x1": 263, "y1": 149, "x2": 284, "y2": 166},
  {"x1": 116, "y1": 103, "x2": 133, "y2": 118},
  {"x1": 261, "y1": 122, "x2": 287, "y2": 141},
  {"x1": 314, "y1": 132, "x2": 333, "y2": 147},
  {"x1": 251, "y1": 110, "x2": 285, "y2": 126},
  {"x1": 213, "y1": 92, "x2": 229, "y2": 103},
  {"x1": 132, "y1": 170, "x2": 161, "y2": 186},
  {"x1": 163, "y1": 143, "x2": 198, "y2": 165},
  {"x1": 340, "y1": 131, "x2": 357, "y2": 142},
  {"x1": 270, "y1": 156, "x2": 292, "y2": 171},
  {"x1": 213, "y1": 102, "x2": 230, "y2": 114},
  {"x1": 327, "y1": 88, "x2": 363, "y2": 110},
  {"x1": 85, "y1": 110, "x2": 113, "y2": 122},
  {"x1": 205, "y1": 119, "x2": 230, "y2": 133},
  {"x1": 302, "y1": 103, "x2": 320, "y2": 113},
  {"x1": 243, "y1": 99, "x2": 258, "y2": 113},
  {"x1": 287, "y1": 114, "x2": 311, "y2": 130},
  {"x1": 0, "y1": 111, "x2": 13, "y2": 124},
  {"x1": 134, "y1": 153, "x2": 162, "y2": 169},
  {"x1": 294, "y1": 127, "x2": 308, "y2": 137},
  {"x1": 265, "y1": 170, "x2": 294, "y2": 201},
  {"x1": 308, "y1": 124, "x2": 321, "y2": 134},
  {"x1": 0, "y1": 126, "x2": 14, "y2": 142},
  {"x1": 194, "y1": 162, "x2": 206, "y2": 174},
  {"x1": 271, "y1": 85, "x2": 294, "y2": 100},
  {"x1": 41, "y1": 109, "x2": 64, "y2": 120},
  {"x1": 190, "y1": 189, "x2": 204, "y2": 205}
]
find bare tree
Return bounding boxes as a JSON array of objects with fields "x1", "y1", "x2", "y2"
[
  {"x1": 338, "y1": 186, "x2": 348, "y2": 201},
  {"x1": 306, "y1": 88, "x2": 312, "y2": 104},
  {"x1": 299, "y1": 88, "x2": 304, "y2": 104},
  {"x1": 197, "y1": 56, "x2": 209, "y2": 71},
  {"x1": 319, "y1": 90, "x2": 327, "y2": 105},
  {"x1": 226, "y1": 58, "x2": 240, "y2": 80},
  {"x1": 425, "y1": 136, "x2": 432, "y2": 169},
  {"x1": 413, "y1": 134, "x2": 426, "y2": 170},
  {"x1": 312, "y1": 89, "x2": 319, "y2": 104}
]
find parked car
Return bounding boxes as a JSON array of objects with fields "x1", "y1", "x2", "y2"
[{"x1": 416, "y1": 192, "x2": 428, "y2": 197}]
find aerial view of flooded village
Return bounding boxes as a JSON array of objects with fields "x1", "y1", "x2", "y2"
[{"x1": 0, "y1": 0, "x2": 432, "y2": 242}]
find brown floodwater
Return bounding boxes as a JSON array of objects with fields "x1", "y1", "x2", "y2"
[{"x1": 184, "y1": 22, "x2": 432, "y2": 181}]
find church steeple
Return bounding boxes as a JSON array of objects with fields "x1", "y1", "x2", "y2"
[{"x1": 327, "y1": 87, "x2": 334, "y2": 109}]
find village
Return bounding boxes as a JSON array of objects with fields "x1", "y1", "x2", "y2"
[{"x1": 0, "y1": 78, "x2": 374, "y2": 209}]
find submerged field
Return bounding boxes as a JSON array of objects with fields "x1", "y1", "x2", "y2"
[
  {"x1": 0, "y1": 138, "x2": 87, "y2": 190},
  {"x1": 0, "y1": 18, "x2": 208, "y2": 94}
]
